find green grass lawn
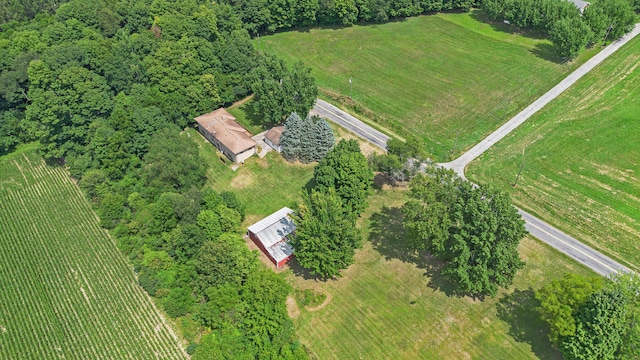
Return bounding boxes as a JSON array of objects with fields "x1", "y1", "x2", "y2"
[
  {"x1": 192, "y1": 128, "x2": 596, "y2": 359},
  {"x1": 0, "y1": 146, "x2": 185, "y2": 359},
  {"x1": 467, "y1": 35, "x2": 640, "y2": 272},
  {"x1": 285, "y1": 189, "x2": 594, "y2": 359},
  {"x1": 227, "y1": 97, "x2": 269, "y2": 135},
  {"x1": 259, "y1": 10, "x2": 598, "y2": 161},
  {"x1": 187, "y1": 127, "x2": 315, "y2": 225}
]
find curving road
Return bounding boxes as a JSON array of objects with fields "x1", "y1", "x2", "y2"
[
  {"x1": 310, "y1": 99, "x2": 390, "y2": 150},
  {"x1": 313, "y1": 25, "x2": 640, "y2": 276}
]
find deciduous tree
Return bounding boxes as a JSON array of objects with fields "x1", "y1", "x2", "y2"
[
  {"x1": 291, "y1": 188, "x2": 361, "y2": 278},
  {"x1": 403, "y1": 168, "x2": 527, "y2": 297},
  {"x1": 251, "y1": 55, "x2": 317, "y2": 125},
  {"x1": 536, "y1": 273, "x2": 605, "y2": 344},
  {"x1": 313, "y1": 139, "x2": 373, "y2": 215}
]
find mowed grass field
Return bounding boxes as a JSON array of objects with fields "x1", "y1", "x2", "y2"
[
  {"x1": 286, "y1": 190, "x2": 594, "y2": 359},
  {"x1": 192, "y1": 127, "x2": 594, "y2": 359},
  {"x1": 259, "y1": 10, "x2": 597, "y2": 161},
  {"x1": 467, "y1": 35, "x2": 640, "y2": 272},
  {"x1": 0, "y1": 146, "x2": 185, "y2": 359}
]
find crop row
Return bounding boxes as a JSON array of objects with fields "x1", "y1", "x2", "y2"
[{"x1": 0, "y1": 154, "x2": 185, "y2": 359}]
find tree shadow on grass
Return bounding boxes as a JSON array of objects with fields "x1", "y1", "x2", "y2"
[
  {"x1": 470, "y1": 9, "x2": 548, "y2": 41},
  {"x1": 368, "y1": 205, "x2": 459, "y2": 297},
  {"x1": 496, "y1": 289, "x2": 563, "y2": 360},
  {"x1": 287, "y1": 256, "x2": 330, "y2": 282},
  {"x1": 530, "y1": 43, "x2": 566, "y2": 64}
]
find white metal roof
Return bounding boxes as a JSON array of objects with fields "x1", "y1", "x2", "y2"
[
  {"x1": 247, "y1": 207, "x2": 295, "y2": 236},
  {"x1": 247, "y1": 207, "x2": 296, "y2": 264},
  {"x1": 267, "y1": 240, "x2": 294, "y2": 263}
]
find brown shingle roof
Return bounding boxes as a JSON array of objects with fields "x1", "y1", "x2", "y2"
[
  {"x1": 264, "y1": 125, "x2": 284, "y2": 147},
  {"x1": 194, "y1": 108, "x2": 257, "y2": 154}
]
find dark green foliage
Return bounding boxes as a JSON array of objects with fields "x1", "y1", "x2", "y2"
[
  {"x1": 194, "y1": 234, "x2": 258, "y2": 292},
  {"x1": 561, "y1": 289, "x2": 628, "y2": 360},
  {"x1": 291, "y1": 188, "x2": 361, "y2": 278},
  {"x1": 220, "y1": 191, "x2": 246, "y2": 221},
  {"x1": 482, "y1": 0, "x2": 637, "y2": 59},
  {"x1": 228, "y1": 0, "x2": 474, "y2": 33},
  {"x1": 0, "y1": 1, "x2": 311, "y2": 357},
  {"x1": 162, "y1": 286, "x2": 195, "y2": 317},
  {"x1": 280, "y1": 112, "x2": 304, "y2": 160},
  {"x1": 192, "y1": 325, "x2": 257, "y2": 360},
  {"x1": 549, "y1": 17, "x2": 593, "y2": 59},
  {"x1": 141, "y1": 128, "x2": 207, "y2": 199},
  {"x1": 403, "y1": 167, "x2": 527, "y2": 297},
  {"x1": 535, "y1": 273, "x2": 605, "y2": 344},
  {"x1": 312, "y1": 139, "x2": 373, "y2": 215},
  {"x1": 0, "y1": 0, "x2": 71, "y2": 24},
  {"x1": 281, "y1": 112, "x2": 335, "y2": 163},
  {"x1": 251, "y1": 55, "x2": 318, "y2": 125},
  {"x1": 611, "y1": 273, "x2": 640, "y2": 360},
  {"x1": 0, "y1": 110, "x2": 21, "y2": 154},
  {"x1": 584, "y1": 0, "x2": 637, "y2": 42},
  {"x1": 482, "y1": 0, "x2": 580, "y2": 30},
  {"x1": 197, "y1": 206, "x2": 242, "y2": 240},
  {"x1": 536, "y1": 272, "x2": 640, "y2": 359},
  {"x1": 25, "y1": 62, "x2": 113, "y2": 159}
]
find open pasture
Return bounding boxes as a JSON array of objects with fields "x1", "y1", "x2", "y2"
[
  {"x1": 286, "y1": 190, "x2": 594, "y2": 359},
  {"x1": 0, "y1": 146, "x2": 185, "y2": 359},
  {"x1": 259, "y1": 11, "x2": 596, "y2": 160},
  {"x1": 467, "y1": 36, "x2": 640, "y2": 271}
]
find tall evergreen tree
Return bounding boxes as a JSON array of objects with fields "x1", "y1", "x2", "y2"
[
  {"x1": 280, "y1": 112, "x2": 304, "y2": 162},
  {"x1": 280, "y1": 112, "x2": 334, "y2": 163}
]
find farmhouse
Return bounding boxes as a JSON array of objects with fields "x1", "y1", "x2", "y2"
[
  {"x1": 194, "y1": 108, "x2": 257, "y2": 163},
  {"x1": 264, "y1": 125, "x2": 284, "y2": 153},
  {"x1": 247, "y1": 207, "x2": 296, "y2": 268}
]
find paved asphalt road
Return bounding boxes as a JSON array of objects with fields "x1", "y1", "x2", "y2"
[
  {"x1": 441, "y1": 24, "x2": 640, "y2": 180},
  {"x1": 520, "y1": 209, "x2": 631, "y2": 276},
  {"x1": 310, "y1": 99, "x2": 390, "y2": 150},
  {"x1": 312, "y1": 25, "x2": 640, "y2": 276}
]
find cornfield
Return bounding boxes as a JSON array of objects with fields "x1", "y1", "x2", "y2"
[{"x1": 0, "y1": 150, "x2": 186, "y2": 359}]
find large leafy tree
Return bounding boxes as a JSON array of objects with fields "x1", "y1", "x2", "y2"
[
  {"x1": 25, "y1": 61, "x2": 113, "y2": 159},
  {"x1": 403, "y1": 167, "x2": 527, "y2": 297},
  {"x1": 584, "y1": 0, "x2": 637, "y2": 42},
  {"x1": 291, "y1": 188, "x2": 361, "y2": 278},
  {"x1": 549, "y1": 17, "x2": 593, "y2": 60},
  {"x1": 535, "y1": 273, "x2": 605, "y2": 344},
  {"x1": 250, "y1": 54, "x2": 317, "y2": 125},
  {"x1": 561, "y1": 289, "x2": 629, "y2": 360},
  {"x1": 141, "y1": 128, "x2": 207, "y2": 199},
  {"x1": 312, "y1": 139, "x2": 373, "y2": 215}
]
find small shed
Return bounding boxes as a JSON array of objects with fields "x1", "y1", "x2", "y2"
[
  {"x1": 264, "y1": 125, "x2": 284, "y2": 153},
  {"x1": 247, "y1": 207, "x2": 296, "y2": 268},
  {"x1": 569, "y1": 0, "x2": 590, "y2": 14},
  {"x1": 194, "y1": 108, "x2": 257, "y2": 164}
]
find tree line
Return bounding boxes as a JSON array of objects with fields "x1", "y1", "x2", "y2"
[
  {"x1": 223, "y1": 0, "x2": 479, "y2": 32},
  {"x1": 483, "y1": 0, "x2": 638, "y2": 59},
  {"x1": 0, "y1": 0, "x2": 318, "y2": 358}
]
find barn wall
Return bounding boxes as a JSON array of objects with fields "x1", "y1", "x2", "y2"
[{"x1": 249, "y1": 231, "x2": 277, "y2": 266}]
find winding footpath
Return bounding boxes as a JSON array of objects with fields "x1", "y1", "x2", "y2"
[{"x1": 316, "y1": 25, "x2": 640, "y2": 276}]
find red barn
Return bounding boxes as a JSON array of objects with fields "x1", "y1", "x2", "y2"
[{"x1": 247, "y1": 207, "x2": 296, "y2": 268}]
